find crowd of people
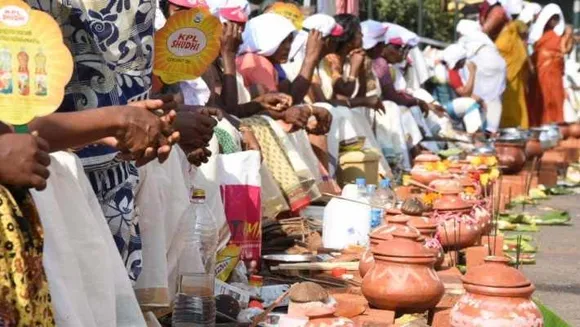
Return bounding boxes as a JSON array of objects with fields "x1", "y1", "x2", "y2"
[{"x1": 1, "y1": 0, "x2": 577, "y2": 325}]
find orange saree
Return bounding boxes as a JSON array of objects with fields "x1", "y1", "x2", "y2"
[{"x1": 529, "y1": 30, "x2": 565, "y2": 126}]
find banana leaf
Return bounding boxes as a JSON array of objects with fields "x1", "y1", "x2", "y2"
[
  {"x1": 534, "y1": 211, "x2": 571, "y2": 225},
  {"x1": 547, "y1": 186, "x2": 575, "y2": 196},
  {"x1": 534, "y1": 299, "x2": 571, "y2": 327},
  {"x1": 504, "y1": 234, "x2": 534, "y2": 242},
  {"x1": 505, "y1": 252, "x2": 536, "y2": 264},
  {"x1": 504, "y1": 240, "x2": 537, "y2": 253}
]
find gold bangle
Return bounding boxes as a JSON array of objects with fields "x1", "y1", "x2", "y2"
[
  {"x1": 347, "y1": 76, "x2": 356, "y2": 82},
  {"x1": 307, "y1": 104, "x2": 314, "y2": 115}
]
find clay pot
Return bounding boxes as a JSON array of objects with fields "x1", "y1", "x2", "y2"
[
  {"x1": 570, "y1": 122, "x2": 580, "y2": 139},
  {"x1": 432, "y1": 192, "x2": 472, "y2": 212},
  {"x1": 383, "y1": 208, "x2": 402, "y2": 224},
  {"x1": 388, "y1": 214, "x2": 414, "y2": 226},
  {"x1": 359, "y1": 225, "x2": 420, "y2": 278},
  {"x1": 414, "y1": 153, "x2": 440, "y2": 166},
  {"x1": 410, "y1": 168, "x2": 441, "y2": 185},
  {"x1": 361, "y1": 237, "x2": 444, "y2": 313},
  {"x1": 407, "y1": 216, "x2": 438, "y2": 237},
  {"x1": 525, "y1": 138, "x2": 543, "y2": 159},
  {"x1": 437, "y1": 218, "x2": 481, "y2": 250},
  {"x1": 450, "y1": 256, "x2": 543, "y2": 327},
  {"x1": 473, "y1": 205, "x2": 492, "y2": 235},
  {"x1": 558, "y1": 122, "x2": 571, "y2": 139},
  {"x1": 494, "y1": 142, "x2": 526, "y2": 174},
  {"x1": 408, "y1": 217, "x2": 445, "y2": 269},
  {"x1": 429, "y1": 178, "x2": 463, "y2": 194}
]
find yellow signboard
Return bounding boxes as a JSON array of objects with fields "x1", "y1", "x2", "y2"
[
  {"x1": 0, "y1": 0, "x2": 73, "y2": 126},
  {"x1": 154, "y1": 7, "x2": 222, "y2": 84}
]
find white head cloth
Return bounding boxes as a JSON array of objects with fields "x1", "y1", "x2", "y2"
[
  {"x1": 505, "y1": 0, "x2": 523, "y2": 16},
  {"x1": 518, "y1": 2, "x2": 542, "y2": 24},
  {"x1": 383, "y1": 23, "x2": 405, "y2": 45},
  {"x1": 239, "y1": 13, "x2": 296, "y2": 56},
  {"x1": 361, "y1": 19, "x2": 388, "y2": 50},
  {"x1": 207, "y1": 0, "x2": 251, "y2": 23},
  {"x1": 288, "y1": 13, "x2": 339, "y2": 62},
  {"x1": 529, "y1": 3, "x2": 565, "y2": 44},
  {"x1": 456, "y1": 19, "x2": 494, "y2": 56},
  {"x1": 442, "y1": 44, "x2": 468, "y2": 69}
]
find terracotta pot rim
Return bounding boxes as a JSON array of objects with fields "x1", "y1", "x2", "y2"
[
  {"x1": 462, "y1": 283, "x2": 535, "y2": 298},
  {"x1": 373, "y1": 253, "x2": 436, "y2": 262}
]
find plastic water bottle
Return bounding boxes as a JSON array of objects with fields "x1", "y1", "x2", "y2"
[
  {"x1": 173, "y1": 189, "x2": 218, "y2": 327},
  {"x1": 366, "y1": 184, "x2": 382, "y2": 229},
  {"x1": 356, "y1": 178, "x2": 367, "y2": 198},
  {"x1": 369, "y1": 179, "x2": 397, "y2": 228},
  {"x1": 376, "y1": 179, "x2": 397, "y2": 210}
]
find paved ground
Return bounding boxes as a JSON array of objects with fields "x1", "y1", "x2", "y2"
[{"x1": 518, "y1": 195, "x2": 580, "y2": 326}]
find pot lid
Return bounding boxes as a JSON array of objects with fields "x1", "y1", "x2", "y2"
[
  {"x1": 462, "y1": 256, "x2": 531, "y2": 289},
  {"x1": 407, "y1": 217, "x2": 438, "y2": 230},
  {"x1": 385, "y1": 208, "x2": 401, "y2": 215},
  {"x1": 372, "y1": 237, "x2": 434, "y2": 258},
  {"x1": 388, "y1": 214, "x2": 413, "y2": 225},
  {"x1": 369, "y1": 225, "x2": 397, "y2": 240},
  {"x1": 433, "y1": 195, "x2": 471, "y2": 211},
  {"x1": 370, "y1": 224, "x2": 420, "y2": 240},
  {"x1": 415, "y1": 153, "x2": 440, "y2": 162},
  {"x1": 391, "y1": 226, "x2": 421, "y2": 239}
]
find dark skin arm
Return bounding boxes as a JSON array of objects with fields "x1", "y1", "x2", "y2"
[
  {"x1": 288, "y1": 30, "x2": 325, "y2": 104},
  {"x1": 28, "y1": 100, "x2": 179, "y2": 166},
  {"x1": 219, "y1": 22, "x2": 242, "y2": 111}
]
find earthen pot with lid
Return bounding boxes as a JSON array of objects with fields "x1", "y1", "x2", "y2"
[
  {"x1": 359, "y1": 225, "x2": 420, "y2": 278},
  {"x1": 407, "y1": 217, "x2": 444, "y2": 269},
  {"x1": 361, "y1": 237, "x2": 444, "y2": 313},
  {"x1": 383, "y1": 207, "x2": 402, "y2": 224},
  {"x1": 429, "y1": 178, "x2": 463, "y2": 194},
  {"x1": 525, "y1": 136, "x2": 543, "y2": 160},
  {"x1": 450, "y1": 256, "x2": 543, "y2": 326},
  {"x1": 432, "y1": 192, "x2": 471, "y2": 213},
  {"x1": 495, "y1": 142, "x2": 526, "y2": 174},
  {"x1": 388, "y1": 214, "x2": 414, "y2": 226},
  {"x1": 414, "y1": 153, "x2": 440, "y2": 166},
  {"x1": 407, "y1": 216, "x2": 438, "y2": 237},
  {"x1": 570, "y1": 122, "x2": 580, "y2": 139},
  {"x1": 558, "y1": 122, "x2": 571, "y2": 139}
]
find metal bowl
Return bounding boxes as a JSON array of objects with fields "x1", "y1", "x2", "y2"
[{"x1": 262, "y1": 254, "x2": 316, "y2": 265}]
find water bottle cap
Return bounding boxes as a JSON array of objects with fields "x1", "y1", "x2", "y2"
[
  {"x1": 380, "y1": 179, "x2": 390, "y2": 188},
  {"x1": 356, "y1": 178, "x2": 366, "y2": 186},
  {"x1": 191, "y1": 188, "x2": 206, "y2": 199}
]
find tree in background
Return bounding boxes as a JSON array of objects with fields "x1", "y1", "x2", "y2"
[{"x1": 374, "y1": 0, "x2": 458, "y2": 43}]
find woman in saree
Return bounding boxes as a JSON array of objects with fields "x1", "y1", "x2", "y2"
[
  {"x1": 236, "y1": 13, "x2": 335, "y2": 211},
  {"x1": 285, "y1": 14, "x2": 391, "y2": 178},
  {"x1": 490, "y1": 0, "x2": 530, "y2": 128},
  {"x1": 456, "y1": 19, "x2": 506, "y2": 134},
  {"x1": 479, "y1": 0, "x2": 509, "y2": 41},
  {"x1": 528, "y1": 4, "x2": 567, "y2": 125},
  {"x1": 0, "y1": 131, "x2": 54, "y2": 326}
]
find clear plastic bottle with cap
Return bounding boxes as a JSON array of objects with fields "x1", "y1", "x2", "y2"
[
  {"x1": 173, "y1": 189, "x2": 218, "y2": 327},
  {"x1": 368, "y1": 179, "x2": 397, "y2": 228}
]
